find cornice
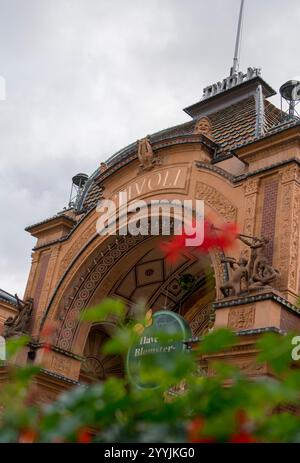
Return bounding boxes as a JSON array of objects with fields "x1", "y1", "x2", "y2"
[
  {"x1": 93, "y1": 134, "x2": 220, "y2": 186},
  {"x1": 213, "y1": 291, "x2": 300, "y2": 316}
]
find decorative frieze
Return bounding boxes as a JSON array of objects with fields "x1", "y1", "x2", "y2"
[
  {"x1": 51, "y1": 355, "x2": 71, "y2": 377},
  {"x1": 188, "y1": 303, "x2": 214, "y2": 336},
  {"x1": 242, "y1": 178, "x2": 260, "y2": 260},
  {"x1": 278, "y1": 166, "x2": 300, "y2": 293},
  {"x1": 228, "y1": 306, "x2": 256, "y2": 331},
  {"x1": 195, "y1": 182, "x2": 237, "y2": 221}
]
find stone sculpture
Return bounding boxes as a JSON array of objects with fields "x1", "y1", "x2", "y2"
[
  {"x1": 220, "y1": 234, "x2": 280, "y2": 298},
  {"x1": 3, "y1": 297, "x2": 33, "y2": 338}
]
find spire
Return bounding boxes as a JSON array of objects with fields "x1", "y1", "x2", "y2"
[
  {"x1": 183, "y1": 0, "x2": 276, "y2": 119},
  {"x1": 231, "y1": 0, "x2": 245, "y2": 76}
]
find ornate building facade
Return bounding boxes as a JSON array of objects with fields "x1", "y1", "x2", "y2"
[{"x1": 1, "y1": 67, "x2": 300, "y2": 402}]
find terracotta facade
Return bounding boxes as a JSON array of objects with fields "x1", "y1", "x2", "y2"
[{"x1": 1, "y1": 70, "x2": 300, "y2": 400}]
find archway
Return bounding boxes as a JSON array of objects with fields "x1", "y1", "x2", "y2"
[
  {"x1": 77, "y1": 234, "x2": 217, "y2": 383},
  {"x1": 79, "y1": 324, "x2": 124, "y2": 383}
]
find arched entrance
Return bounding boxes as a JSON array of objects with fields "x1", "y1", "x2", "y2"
[
  {"x1": 77, "y1": 235, "x2": 217, "y2": 383},
  {"x1": 79, "y1": 324, "x2": 124, "y2": 383}
]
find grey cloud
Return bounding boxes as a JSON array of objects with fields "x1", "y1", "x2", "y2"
[{"x1": 0, "y1": 0, "x2": 299, "y2": 295}]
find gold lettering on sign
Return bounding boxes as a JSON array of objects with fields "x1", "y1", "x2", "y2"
[{"x1": 112, "y1": 166, "x2": 189, "y2": 203}]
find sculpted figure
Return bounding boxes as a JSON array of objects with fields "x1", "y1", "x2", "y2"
[
  {"x1": 100, "y1": 162, "x2": 108, "y2": 174},
  {"x1": 249, "y1": 257, "x2": 280, "y2": 290},
  {"x1": 220, "y1": 256, "x2": 248, "y2": 297},
  {"x1": 194, "y1": 117, "x2": 213, "y2": 138},
  {"x1": 220, "y1": 234, "x2": 280, "y2": 299},
  {"x1": 239, "y1": 235, "x2": 269, "y2": 282},
  {"x1": 137, "y1": 136, "x2": 155, "y2": 171},
  {"x1": 3, "y1": 297, "x2": 33, "y2": 338}
]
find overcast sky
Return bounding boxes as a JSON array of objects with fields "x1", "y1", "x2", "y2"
[{"x1": 0, "y1": 0, "x2": 299, "y2": 297}]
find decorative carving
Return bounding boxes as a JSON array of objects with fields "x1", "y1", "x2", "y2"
[
  {"x1": 242, "y1": 179, "x2": 259, "y2": 261},
  {"x1": 281, "y1": 165, "x2": 300, "y2": 184},
  {"x1": 195, "y1": 182, "x2": 237, "y2": 221},
  {"x1": 56, "y1": 230, "x2": 223, "y2": 351},
  {"x1": 242, "y1": 196, "x2": 257, "y2": 259},
  {"x1": 228, "y1": 306, "x2": 255, "y2": 330},
  {"x1": 3, "y1": 297, "x2": 34, "y2": 338},
  {"x1": 189, "y1": 303, "x2": 215, "y2": 336},
  {"x1": 289, "y1": 188, "x2": 300, "y2": 291},
  {"x1": 278, "y1": 170, "x2": 300, "y2": 292},
  {"x1": 220, "y1": 256, "x2": 248, "y2": 297},
  {"x1": 278, "y1": 183, "x2": 293, "y2": 286},
  {"x1": 194, "y1": 117, "x2": 213, "y2": 139},
  {"x1": 51, "y1": 356, "x2": 71, "y2": 376},
  {"x1": 239, "y1": 235, "x2": 280, "y2": 291},
  {"x1": 137, "y1": 136, "x2": 159, "y2": 171},
  {"x1": 207, "y1": 359, "x2": 265, "y2": 378},
  {"x1": 249, "y1": 257, "x2": 280, "y2": 290},
  {"x1": 220, "y1": 234, "x2": 280, "y2": 298},
  {"x1": 244, "y1": 178, "x2": 259, "y2": 196},
  {"x1": 56, "y1": 234, "x2": 147, "y2": 350},
  {"x1": 100, "y1": 162, "x2": 108, "y2": 174},
  {"x1": 238, "y1": 360, "x2": 265, "y2": 374}
]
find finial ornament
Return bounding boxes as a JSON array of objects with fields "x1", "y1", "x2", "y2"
[
  {"x1": 100, "y1": 162, "x2": 108, "y2": 174},
  {"x1": 137, "y1": 136, "x2": 159, "y2": 171}
]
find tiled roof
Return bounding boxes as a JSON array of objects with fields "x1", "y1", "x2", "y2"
[
  {"x1": 0, "y1": 289, "x2": 19, "y2": 307},
  {"x1": 209, "y1": 98, "x2": 283, "y2": 150},
  {"x1": 79, "y1": 96, "x2": 285, "y2": 213},
  {"x1": 25, "y1": 211, "x2": 77, "y2": 233}
]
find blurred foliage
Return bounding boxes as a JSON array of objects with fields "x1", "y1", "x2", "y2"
[{"x1": 0, "y1": 299, "x2": 300, "y2": 443}]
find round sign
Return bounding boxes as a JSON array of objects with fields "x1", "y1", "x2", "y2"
[{"x1": 126, "y1": 311, "x2": 192, "y2": 390}]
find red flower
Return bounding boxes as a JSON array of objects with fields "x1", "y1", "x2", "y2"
[
  {"x1": 19, "y1": 428, "x2": 37, "y2": 443},
  {"x1": 41, "y1": 343, "x2": 52, "y2": 354},
  {"x1": 229, "y1": 432, "x2": 256, "y2": 444},
  {"x1": 160, "y1": 234, "x2": 187, "y2": 263},
  {"x1": 40, "y1": 321, "x2": 58, "y2": 354},
  {"x1": 77, "y1": 428, "x2": 93, "y2": 444},
  {"x1": 229, "y1": 410, "x2": 256, "y2": 443},
  {"x1": 160, "y1": 220, "x2": 239, "y2": 263},
  {"x1": 199, "y1": 222, "x2": 239, "y2": 253},
  {"x1": 187, "y1": 417, "x2": 215, "y2": 444}
]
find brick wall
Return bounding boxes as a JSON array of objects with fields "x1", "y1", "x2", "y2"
[
  {"x1": 33, "y1": 252, "x2": 51, "y2": 311},
  {"x1": 261, "y1": 181, "x2": 279, "y2": 264}
]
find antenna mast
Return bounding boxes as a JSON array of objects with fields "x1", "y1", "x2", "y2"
[{"x1": 231, "y1": 0, "x2": 245, "y2": 76}]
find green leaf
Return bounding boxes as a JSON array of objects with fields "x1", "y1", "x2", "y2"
[
  {"x1": 5, "y1": 335, "x2": 30, "y2": 360},
  {"x1": 196, "y1": 328, "x2": 236, "y2": 355},
  {"x1": 12, "y1": 365, "x2": 41, "y2": 383},
  {"x1": 256, "y1": 333, "x2": 296, "y2": 375},
  {"x1": 80, "y1": 298, "x2": 126, "y2": 323}
]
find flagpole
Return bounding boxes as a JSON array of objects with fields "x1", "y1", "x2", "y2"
[{"x1": 231, "y1": 0, "x2": 245, "y2": 75}]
